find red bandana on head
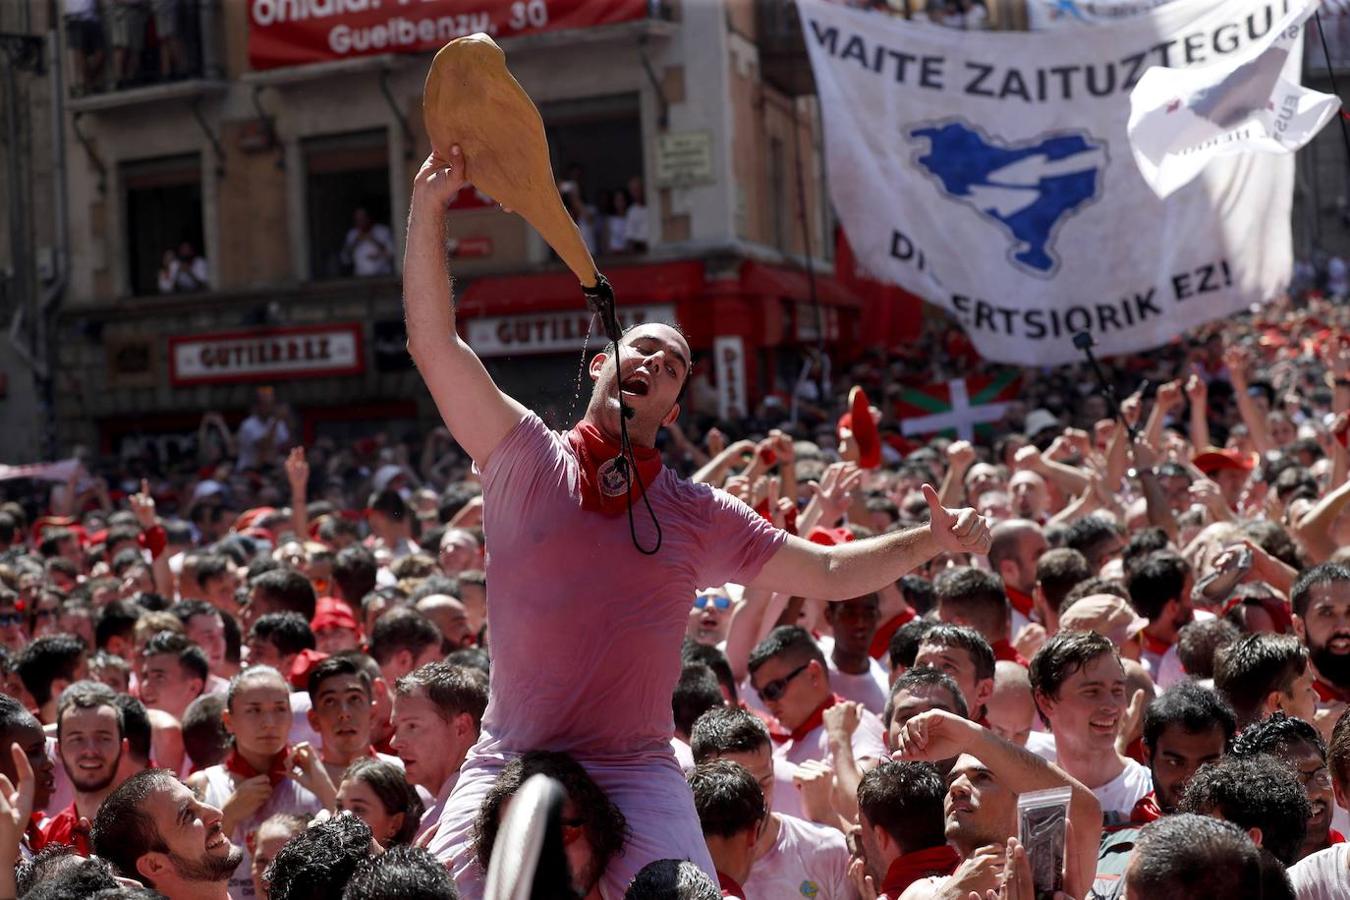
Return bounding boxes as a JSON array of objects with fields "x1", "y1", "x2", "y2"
[
  {"x1": 225, "y1": 747, "x2": 290, "y2": 788},
  {"x1": 566, "y1": 421, "x2": 662, "y2": 517}
]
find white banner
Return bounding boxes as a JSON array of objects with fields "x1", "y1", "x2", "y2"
[
  {"x1": 800, "y1": 0, "x2": 1298, "y2": 365},
  {"x1": 1129, "y1": 0, "x2": 1339, "y2": 198}
]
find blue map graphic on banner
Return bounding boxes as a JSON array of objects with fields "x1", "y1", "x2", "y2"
[{"x1": 910, "y1": 122, "x2": 1106, "y2": 276}]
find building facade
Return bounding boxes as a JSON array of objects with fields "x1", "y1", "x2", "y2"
[{"x1": 0, "y1": 0, "x2": 910, "y2": 465}]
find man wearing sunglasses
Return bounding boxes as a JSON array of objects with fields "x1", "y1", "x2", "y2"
[
  {"x1": 687, "y1": 588, "x2": 735, "y2": 647},
  {"x1": 748, "y1": 626, "x2": 887, "y2": 824},
  {"x1": 403, "y1": 155, "x2": 992, "y2": 897}
]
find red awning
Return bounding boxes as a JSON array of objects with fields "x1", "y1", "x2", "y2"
[
  {"x1": 457, "y1": 260, "x2": 706, "y2": 317},
  {"x1": 739, "y1": 261, "x2": 863, "y2": 308}
]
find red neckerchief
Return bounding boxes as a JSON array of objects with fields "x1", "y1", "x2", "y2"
[
  {"x1": 717, "y1": 871, "x2": 746, "y2": 899},
  {"x1": 1332, "y1": 829, "x2": 1346, "y2": 844},
  {"x1": 1006, "y1": 586, "x2": 1035, "y2": 619},
  {"x1": 1140, "y1": 631, "x2": 1171, "y2": 658},
  {"x1": 879, "y1": 845, "x2": 961, "y2": 900},
  {"x1": 869, "y1": 609, "x2": 917, "y2": 660},
  {"x1": 565, "y1": 422, "x2": 662, "y2": 516},
  {"x1": 1315, "y1": 678, "x2": 1350, "y2": 704},
  {"x1": 991, "y1": 639, "x2": 1029, "y2": 668},
  {"x1": 1129, "y1": 791, "x2": 1162, "y2": 825},
  {"x1": 25, "y1": 812, "x2": 46, "y2": 853},
  {"x1": 40, "y1": 802, "x2": 91, "y2": 857},
  {"x1": 768, "y1": 694, "x2": 841, "y2": 744},
  {"x1": 225, "y1": 747, "x2": 289, "y2": 787}
]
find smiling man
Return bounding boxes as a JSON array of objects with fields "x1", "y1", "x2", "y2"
[
  {"x1": 1231, "y1": 711, "x2": 1339, "y2": 861},
  {"x1": 1139, "y1": 681, "x2": 1235, "y2": 819},
  {"x1": 1029, "y1": 630, "x2": 1152, "y2": 818},
  {"x1": 1292, "y1": 563, "x2": 1350, "y2": 706},
  {"x1": 44, "y1": 682, "x2": 129, "y2": 855},
  {"x1": 403, "y1": 146, "x2": 990, "y2": 897},
  {"x1": 93, "y1": 768, "x2": 243, "y2": 900}
]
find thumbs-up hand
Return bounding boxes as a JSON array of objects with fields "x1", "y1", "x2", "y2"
[{"x1": 923, "y1": 483, "x2": 991, "y2": 555}]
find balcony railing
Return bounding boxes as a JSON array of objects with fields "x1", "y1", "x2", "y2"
[{"x1": 63, "y1": 0, "x2": 223, "y2": 98}]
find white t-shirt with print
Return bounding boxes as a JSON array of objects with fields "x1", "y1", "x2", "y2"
[{"x1": 745, "y1": 813, "x2": 855, "y2": 900}]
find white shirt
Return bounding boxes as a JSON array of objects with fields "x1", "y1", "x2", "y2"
[
  {"x1": 1022, "y1": 734, "x2": 1150, "y2": 817},
  {"x1": 197, "y1": 764, "x2": 324, "y2": 900},
  {"x1": 819, "y1": 636, "x2": 890, "y2": 715},
  {"x1": 745, "y1": 813, "x2": 856, "y2": 900},
  {"x1": 623, "y1": 202, "x2": 649, "y2": 246},
  {"x1": 236, "y1": 414, "x2": 289, "y2": 470},
  {"x1": 344, "y1": 223, "x2": 395, "y2": 276},
  {"x1": 416, "y1": 771, "x2": 460, "y2": 844},
  {"x1": 1092, "y1": 758, "x2": 1153, "y2": 818},
  {"x1": 1290, "y1": 843, "x2": 1350, "y2": 900},
  {"x1": 770, "y1": 707, "x2": 887, "y2": 822}
]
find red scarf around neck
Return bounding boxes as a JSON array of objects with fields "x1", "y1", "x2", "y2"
[
  {"x1": 769, "y1": 694, "x2": 841, "y2": 744},
  {"x1": 1140, "y1": 631, "x2": 1172, "y2": 658},
  {"x1": 1006, "y1": 586, "x2": 1035, "y2": 619},
  {"x1": 225, "y1": 746, "x2": 290, "y2": 787},
  {"x1": 879, "y1": 845, "x2": 961, "y2": 899},
  {"x1": 566, "y1": 422, "x2": 662, "y2": 517},
  {"x1": 869, "y1": 609, "x2": 917, "y2": 660}
]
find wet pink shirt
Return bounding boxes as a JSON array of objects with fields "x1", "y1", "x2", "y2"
[{"x1": 477, "y1": 413, "x2": 787, "y2": 759}]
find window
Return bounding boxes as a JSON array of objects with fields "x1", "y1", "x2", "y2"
[
  {"x1": 303, "y1": 130, "x2": 392, "y2": 280},
  {"x1": 122, "y1": 155, "x2": 203, "y2": 296},
  {"x1": 541, "y1": 94, "x2": 645, "y2": 256}
]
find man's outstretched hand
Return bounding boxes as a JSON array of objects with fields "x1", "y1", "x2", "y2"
[{"x1": 924, "y1": 483, "x2": 991, "y2": 555}]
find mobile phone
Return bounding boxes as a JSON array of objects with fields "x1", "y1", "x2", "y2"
[{"x1": 1018, "y1": 787, "x2": 1071, "y2": 900}]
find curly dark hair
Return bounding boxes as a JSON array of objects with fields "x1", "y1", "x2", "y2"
[
  {"x1": 1179, "y1": 754, "x2": 1309, "y2": 865},
  {"x1": 472, "y1": 751, "x2": 628, "y2": 883},
  {"x1": 265, "y1": 814, "x2": 375, "y2": 900},
  {"x1": 1231, "y1": 711, "x2": 1326, "y2": 763}
]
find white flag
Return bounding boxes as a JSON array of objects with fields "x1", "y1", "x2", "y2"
[{"x1": 1128, "y1": 0, "x2": 1340, "y2": 198}]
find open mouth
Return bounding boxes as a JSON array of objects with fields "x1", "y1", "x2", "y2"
[
  {"x1": 1311, "y1": 800, "x2": 1329, "y2": 823},
  {"x1": 206, "y1": 830, "x2": 227, "y2": 851},
  {"x1": 1089, "y1": 716, "x2": 1118, "y2": 734},
  {"x1": 620, "y1": 375, "x2": 651, "y2": 398},
  {"x1": 1330, "y1": 635, "x2": 1350, "y2": 654}
]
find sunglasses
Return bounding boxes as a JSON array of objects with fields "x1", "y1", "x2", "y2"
[
  {"x1": 756, "y1": 661, "x2": 811, "y2": 702},
  {"x1": 693, "y1": 595, "x2": 731, "y2": 611},
  {"x1": 0, "y1": 613, "x2": 21, "y2": 628}
]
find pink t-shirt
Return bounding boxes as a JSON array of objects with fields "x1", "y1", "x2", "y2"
[{"x1": 478, "y1": 414, "x2": 787, "y2": 759}]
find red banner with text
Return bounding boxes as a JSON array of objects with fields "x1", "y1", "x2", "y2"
[{"x1": 248, "y1": 0, "x2": 650, "y2": 70}]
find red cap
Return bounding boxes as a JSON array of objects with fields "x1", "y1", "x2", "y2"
[
  {"x1": 807, "y1": 526, "x2": 854, "y2": 546},
  {"x1": 288, "y1": 649, "x2": 330, "y2": 691},
  {"x1": 837, "y1": 386, "x2": 881, "y2": 469},
  {"x1": 1192, "y1": 448, "x2": 1258, "y2": 475},
  {"x1": 233, "y1": 507, "x2": 277, "y2": 533},
  {"x1": 311, "y1": 597, "x2": 359, "y2": 635},
  {"x1": 1220, "y1": 594, "x2": 1293, "y2": 635}
]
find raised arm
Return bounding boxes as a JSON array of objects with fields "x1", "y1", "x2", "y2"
[
  {"x1": 892, "y1": 710, "x2": 1102, "y2": 892},
  {"x1": 750, "y1": 485, "x2": 989, "y2": 601},
  {"x1": 404, "y1": 147, "x2": 527, "y2": 469}
]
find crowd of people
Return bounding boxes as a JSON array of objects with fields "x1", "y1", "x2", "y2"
[{"x1": 1, "y1": 149, "x2": 1350, "y2": 900}]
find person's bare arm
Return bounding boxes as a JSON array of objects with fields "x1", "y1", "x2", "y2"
[
  {"x1": 404, "y1": 147, "x2": 527, "y2": 469},
  {"x1": 892, "y1": 710, "x2": 1102, "y2": 892},
  {"x1": 285, "y1": 448, "x2": 309, "y2": 543},
  {"x1": 1224, "y1": 345, "x2": 1276, "y2": 454},
  {"x1": 1014, "y1": 445, "x2": 1090, "y2": 500},
  {"x1": 1143, "y1": 379, "x2": 1182, "y2": 452},
  {"x1": 1132, "y1": 439, "x2": 1178, "y2": 543},
  {"x1": 750, "y1": 486, "x2": 989, "y2": 601},
  {"x1": 1185, "y1": 373, "x2": 1211, "y2": 451},
  {"x1": 691, "y1": 440, "x2": 755, "y2": 486},
  {"x1": 1295, "y1": 474, "x2": 1350, "y2": 564},
  {"x1": 724, "y1": 587, "x2": 776, "y2": 684},
  {"x1": 939, "y1": 441, "x2": 975, "y2": 508}
]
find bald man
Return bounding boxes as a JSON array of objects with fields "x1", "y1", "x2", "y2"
[{"x1": 988, "y1": 519, "x2": 1048, "y2": 639}]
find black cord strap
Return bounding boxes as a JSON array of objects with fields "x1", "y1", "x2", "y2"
[{"x1": 581, "y1": 274, "x2": 664, "y2": 556}]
